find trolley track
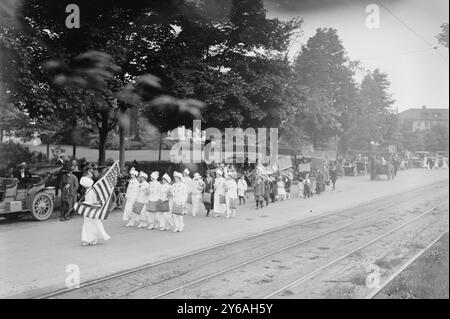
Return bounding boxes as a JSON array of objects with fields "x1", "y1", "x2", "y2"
[{"x1": 37, "y1": 181, "x2": 448, "y2": 299}]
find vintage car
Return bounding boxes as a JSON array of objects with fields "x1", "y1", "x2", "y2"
[
  {"x1": 0, "y1": 165, "x2": 69, "y2": 221},
  {"x1": 0, "y1": 176, "x2": 56, "y2": 221},
  {"x1": 343, "y1": 160, "x2": 367, "y2": 176}
]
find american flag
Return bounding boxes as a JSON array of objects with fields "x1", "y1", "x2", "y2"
[{"x1": 74, "y1": 161, "x2": 120, "y2": 220}]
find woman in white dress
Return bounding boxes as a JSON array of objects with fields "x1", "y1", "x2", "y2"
[
  {"x1": 182, "y1": 168, "x2": 193, "y2": 215},
  {"x1": 158, "y1": 173, "x2": 173, "y2": 231},
  {"x1": 80, "y1": 176, "x2": 110, "y2": 246},
  {"x1": 123, "y1": 167, "x2": 139, "y2": 227},
  {"x1": 146, "y1": 171, "x2": 161, "y2": 230},
  {"x1": 171, "y1": 171, "x2": 188, "y2": 232},
  {"x1": 213, "y1": 170, "x2": 226, "y2": 217},
  {"x1": 137, "y1": 172, "x2": 150, "y2": 228},
  {"x1": 191, "y1": 173, "x2": 205, "y2": 217},
  {"x1": 224, "y1": 173, "x2": 238, "y2": 218}
]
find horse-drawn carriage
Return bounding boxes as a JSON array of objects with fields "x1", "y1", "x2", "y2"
[{"x1": 369, "y1": 157, "x2": 395, "y2": 181}]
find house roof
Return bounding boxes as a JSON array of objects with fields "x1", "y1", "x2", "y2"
[{"x1": 399, "y1": 108, "x2": 449, "y2": 121}]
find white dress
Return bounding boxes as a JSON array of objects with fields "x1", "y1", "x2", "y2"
[
  {"x1": 237, "y1": 179, "x2": 247, "y2": 197},
  {"x1": 224, "y1": 179, "x2": 238, "y2": 217},
  {"x1": 123, "y1": 177, "x2": 139, "y2": 221},
  {"x1": 191, "y1": 179, "x2": 205, "y2": 216},
  {"x1": 81, "y1": 189, "x2": 110, "y2": 244},
  {"x1": 213, "y1": 177, "x2": 226, "y2": 215}
]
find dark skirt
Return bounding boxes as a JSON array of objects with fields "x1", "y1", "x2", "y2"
[{"x1": 204, "y1": 192, "x2": 214, "y2": 210}]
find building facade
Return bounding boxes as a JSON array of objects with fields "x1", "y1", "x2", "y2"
[{"x1": 399, "y1": 106, "x2": 449, "y2": 132}]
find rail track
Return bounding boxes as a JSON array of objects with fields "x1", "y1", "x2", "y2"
[{"x1": 36, "y1": 183, "x2": 448, "y2": 299}]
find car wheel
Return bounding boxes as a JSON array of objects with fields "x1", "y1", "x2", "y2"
[{"x1": 31, "y1": 193, "x2": 54, "y2": 221}]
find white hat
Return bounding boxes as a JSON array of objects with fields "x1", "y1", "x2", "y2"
[
  {"x1": 193, "y1": 173, "x2": 201, "y2": 180},
  {"x1": 139, "y1": 171, "x2": 148, "y2": 179},
  {"x1": 163, "y1": 173, "x2": 171, "y2": 183},
  {"x1": 150, "y1": 171, "x2": 159, "y2": 180},
  {"x1": 173, "y1": 171, "x2": 182, "y2": 179},
  {"x1": 129, "y1": 167, "x2": 138, "y2": 176},
  {"x1": 80, "y1": 176, "x2": 94, "y2": 188},
  {"x1": 216, "y1": 170, "x2": 223, "y2": 176},
  {"x1": 183, "y1": 168, "x2": 190, "y2": 175}
]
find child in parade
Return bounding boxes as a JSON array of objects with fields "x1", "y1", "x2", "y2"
[
  {"x1": 123, "y1": 167, "x2": 139, "y2": 227},
  {"x1": 237, "y1": 175, "x2": 248, "y2": 205},
  {"x1": 224, "y1": 173, "x2": 238, "y2": 218},
  {"x1": 158, "y1": 173, "x2": 173, "y2": 231},
  {"x1": 171, "y1": 171, "x2": 188, "y2": 232},
  {"x1": 146, "y1": 171, "x2": 161, "y2": 230},
  {"x1": 253, "y1": 176, "x2": 265, "y2": 209},
  {"x1": 277, "y1": 176, "x2": 286, "y2": 201},
  {"x1": 80, "y1": 176, "x2": 110, "y2": 246}
]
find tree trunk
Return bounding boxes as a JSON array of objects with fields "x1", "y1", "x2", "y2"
[
  {"x1": 46, "y1": 142, "x2": 50, "y2": 162},
  {"x1": 119, "y1": 123, "x2": 125, "y2": 171},
  {"x1": 72, "y1": 143, "x2": 76, "y2": 159},
  {"x1": 98, "y1": 113, "x2": 109, "y2": 165},
  {"x1": 158, "y1": 132, "x2": 163, "y2": 161},
  {"x1": 0, "y1": 127, "x2": 3, "y2": 143}
]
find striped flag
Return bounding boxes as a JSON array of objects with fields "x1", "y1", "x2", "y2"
[{"x1": 74, "y1": 161, "x2": 120, "y2": 220}]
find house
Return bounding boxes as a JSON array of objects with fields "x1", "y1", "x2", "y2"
[{"x1": 398, "y1": 106, "x2": 449, "y2": 131}]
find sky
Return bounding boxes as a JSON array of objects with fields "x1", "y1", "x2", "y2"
[{"x1": 264, "y1": 0, "x2": 449, "y2": 112}]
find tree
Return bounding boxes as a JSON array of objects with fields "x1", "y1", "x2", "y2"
[
  {"x1": 293, "y1": 28, "x2": 358, "y2": 150},
  {"x1": 1, "y1": 0, "x2": 203, "y2": 166},
  {"x1": 424, "y1": 125, "x2": 449, "y2": 153},
  {"x1": 348, "y1": 69, "x2": 395, "y2": 152},
  {"x1": 437, "y1": 23, "x2": 449, "y2": 48}
]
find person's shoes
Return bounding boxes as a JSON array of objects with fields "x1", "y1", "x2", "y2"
[
  {"x1": 81, "y1": 242, "x2": 89, "y2": 246},
  {"x1": 91, "y1": 241, "x2": 97, "y2": 245},
  {"x1": 60, "y1": 218, "x2": 66, "y2": 222}
]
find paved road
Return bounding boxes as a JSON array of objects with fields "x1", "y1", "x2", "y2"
[{"x1": 0, "y1": 168, "x2": 448, "y2": 298}]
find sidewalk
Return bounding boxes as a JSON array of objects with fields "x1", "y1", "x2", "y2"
[{"x1": 0, "y1": 169, "x2": 448, "y2": 298}]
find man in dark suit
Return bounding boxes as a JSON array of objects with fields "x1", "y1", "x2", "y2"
[{"x1": 59, "y1": 164, "x2": 79, "y2": 221}]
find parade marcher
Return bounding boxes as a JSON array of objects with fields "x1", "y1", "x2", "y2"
[
  {"x1": 237, "y1": 175, "x2": 248, "y2": 205},
  {"x1": 329, "y1": 165, "x2": 338, "y2": 191},
  {"x1": 254, "y1": 176, "x2": 265, "y2": 209},
  {"x1": 303, "y1": 173, "x2": 312, "y2": 198},
  {"x1": 146, "y1": 171, "x2": 161, "y2": 230},
  {"x1": 80, "y1": 176, "x2": 110, "y2": 246},
  {"x1": 203, "y1": 171, "x2": 214, "y2": 216},
  {"x1": 298, "y1": 176, "x2": 305, "y2": 199},
  {"x1": 182, "y1": 168, "x2": 193, "y2": 215},
  {"x1": 264, "y1": 178, "x2": 271, "y2": 206},
  {"x1": 59, "y1": 163, "x2": 79, "y2": 221},
  {"x1": 224, "y1": 173, "x2": 238, "y2": 218},
  {"x1": 136, "y1": 171, "x2": 150, "y2": 228},
  {"x1": 171, "y1": 171, "x2": 187, "y2": 232},
  {"x1": 316, "y1": 169, "x2": 324, "y2": 195},
  {"x1": 213, "y1": 170, "x2": 226, "y2": 217},
  {"x1": 191, "y1": 173, "x2": 205, "y2": 217},
  {"x1": 284, "y1": 175, "x2": 292, "y2": 199},
  {"x1": 123, "y1": 167, "x2": 139, "y2": 226},
  {"x1": 270, "y1": 177, "x2": 277, "y2": 203},
  {"x1": 277, "y1": 176, "x2": 286, "y2": 201},
  {"x1": 158, "y1": 173, "x2": 173, "y2": 231}
]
